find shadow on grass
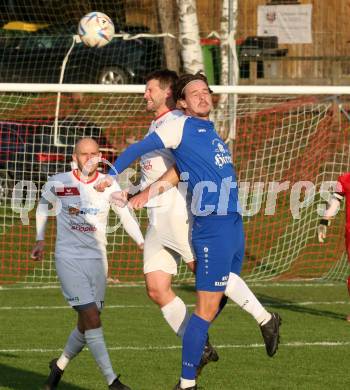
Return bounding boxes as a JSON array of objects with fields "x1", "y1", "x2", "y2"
[
  {"x1": 175, "y1": 285, "x2": 347, "y2": 321},
  {"x1": 0, "y1": 360, "x2": 86, "y2": 390},
  {"x1": 256, "y1": 293, "x2": 347, "y2": 321}
]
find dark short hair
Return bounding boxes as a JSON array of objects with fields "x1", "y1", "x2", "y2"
[
  {"x1": 174, "y1": 72, "x2": 213, "y2": 101},
  {"x1": 145, "y1": 69, "x2": 179, "y2": 91}
]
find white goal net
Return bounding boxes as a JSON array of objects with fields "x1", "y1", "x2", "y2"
[{"x1": 1, "y1": 84, "x2": 350, "y2": 284}]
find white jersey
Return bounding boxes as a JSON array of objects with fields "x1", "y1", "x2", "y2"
[
  {"x1": 37, "y1": 170, "x2": 143, "y2": 259},
  {"x1": 140, "y1": 109, "x2": 187, "y2": 208}
]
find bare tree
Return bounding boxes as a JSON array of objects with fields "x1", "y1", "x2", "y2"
[
  {"x1": 220, "y1": 0, "x2": 230, "y2": 86},
  {"x1": 156, "y1": 0, "x2": 180, "y2": 73},
  {"x1": 213, "y1": 0, "x2": 239, "y2": 143},
  {"x1": 176, "y1": 0, "x2": 203, "y2": 73}
]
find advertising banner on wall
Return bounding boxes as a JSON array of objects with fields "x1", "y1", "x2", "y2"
[{"x1": 257, "y1": 4, "x2": 312, "y2": 44}]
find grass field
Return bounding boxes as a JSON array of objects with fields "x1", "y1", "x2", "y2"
[{"x1": 0, "y1": 282, "x2": 349, "y2": 390}]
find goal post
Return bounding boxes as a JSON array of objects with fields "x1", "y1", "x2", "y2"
[{"x1": 0, "y1": 83, "x2": 349, "y2": 285}]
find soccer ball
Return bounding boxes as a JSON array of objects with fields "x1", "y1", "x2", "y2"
[{"x1": 78, "y1": 11, "x2": 115, "y2": 48}]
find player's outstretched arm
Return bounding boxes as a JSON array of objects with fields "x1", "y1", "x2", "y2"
[
  {"x1": 111, "y1": 202, "x2": 144, "y2": 248},
  {"x1": 318, "y1": 192, "x2": 343, "y2": 243},
  {"x1": 129, "y1": 165, "x2": 180, "y2": 210},
  {"x1": 95, "y1": 134, "x2": 164, "y2": 192},
  {"x1": 109, "y1": 132, "x2": 165, "y2": 176}
]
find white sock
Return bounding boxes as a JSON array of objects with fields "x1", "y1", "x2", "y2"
[
  {"x1": 161, "y1": 296, "x2": 191, "y2": 338},
  {"x1": 85, "y1": 327, "x2": 117, "y2": 386},
  {"x1": 224, "y1": 273, "x2": 271, "y2": 325},
  {"x1": 180, "y1": 377, "x2": 196, "y2": 388},
  {"x1": 57, "y1": 327, "x2": 85, "y2": 370}
]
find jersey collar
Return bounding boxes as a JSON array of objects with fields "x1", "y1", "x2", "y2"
[
  {"x1": 154, "y1": 108, "x2": 176, "y2": 121},
  {"x1": 72, "y1": 169, "x2": 99, "y2": 184}
]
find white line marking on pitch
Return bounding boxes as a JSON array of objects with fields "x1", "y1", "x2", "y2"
[
  {"x1": 0, "y1": 301, "x2": 348, "y2": 310},
  {"x1": 0, "y1": 282, "x2": 343, "y2": 291},
  {"x1": 1, "y1": 341, "x2": 350, "y2": 354}
]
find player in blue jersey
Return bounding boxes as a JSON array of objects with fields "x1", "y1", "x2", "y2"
[{"x1": 107, "y1": 73, "x2": 282, "y2": 390}]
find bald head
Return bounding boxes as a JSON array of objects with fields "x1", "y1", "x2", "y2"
[
  {"x1": 73, "y1": 138, "x2": 101, "y2": 179},
  {"x1": 74, "y1": 137, "x2": 100, "y2": 154}
]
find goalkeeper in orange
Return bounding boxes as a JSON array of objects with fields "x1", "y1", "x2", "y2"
[{"x1": 318, "y1": 173, "x2": 350, "y2": 321}]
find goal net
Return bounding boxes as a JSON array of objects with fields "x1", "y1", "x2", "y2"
[{"x1": 0, "y1": 85, "x2": 349, "y2": 284}]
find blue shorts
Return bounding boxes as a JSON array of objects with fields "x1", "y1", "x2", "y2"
[{"x1": 192, "y1": 213, "x2": 245, "y2": 292}]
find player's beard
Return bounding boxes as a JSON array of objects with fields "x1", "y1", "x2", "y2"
[
  {"x1": 145, "y1": 99, "x2": 155, "y2": 112},
  {"x1": 146, "y1": 96, "x2": 163, "y2": 113},
  {"x1": 196, "y1": 101, "x2": 212, "y2": 118},
  {"x1": 78, "y1": 161, "x2": 98, "y2": 179}
]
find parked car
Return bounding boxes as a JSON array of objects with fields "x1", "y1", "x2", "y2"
[
  {"x1": 0, "y1": 23, "x2": 164, "y2": 84},
  {"x1": 0, "y1": 118, "x2": 115, "y2": 203}
]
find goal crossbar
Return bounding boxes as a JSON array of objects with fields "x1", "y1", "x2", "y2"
[{"x1": 1, "y1": 84, "x2": 350, "y2": 95}]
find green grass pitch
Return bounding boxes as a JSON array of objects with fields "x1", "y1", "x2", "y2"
[{"x1": 0, "y1": 282, "x2": 349, "y2": 389}]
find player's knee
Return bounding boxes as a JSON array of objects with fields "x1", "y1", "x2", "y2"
[
  {"x1": 196, "y1": 291, "x2": 225, "y2": 321},
  {"x1": 146, "y1": 285, "x2": 163, "y2": 304},
  {"x1": 146, "y1": 285, "x2": 173, "y2": 306},
  {"x1": 82, "y1": 314, "x2": 101, "y2": 330},
  {"x1": 77, "y1": 303, "x2": 101, "y2": 330},
  {"x1": 86, "y1": 318, "x2": 101, "y2": 330},
  {"x1": 195, "y1": 305, "x2": 218, "y2": 322}
]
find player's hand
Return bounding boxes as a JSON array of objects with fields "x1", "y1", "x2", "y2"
[
  {"x1": 94, "y1": 175, "x2": 113, "y2": 192},
  {"x1": 317, "y1": 224, "x2": 327, "y2": 243},
  {"x1": 30, "y1": 240, "x2": 45, "y2": 261},
  {"x1": 129, "y1": 191, "x2": 149, "y2": 210},
  {"x1": 110, "y1": 190, "x2": 128, "y2": 207}
]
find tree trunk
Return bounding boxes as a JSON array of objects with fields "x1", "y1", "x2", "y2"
[
  {"x1": 156, "y1": 0, "x2": 180, "y2": 73},
  {"x1": 176, "y1": 0, "x2": 203, "y2": 74},
  {"x1": 213, "y1": 0, "x2": 239, "y2": 142},
  {"x1": 220, "y1": 0, "x2": 229, "y2": 86}
]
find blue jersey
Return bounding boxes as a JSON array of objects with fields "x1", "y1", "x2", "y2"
[{"x1": 111, "y1": 115, "x2": 240, "y2": 216}]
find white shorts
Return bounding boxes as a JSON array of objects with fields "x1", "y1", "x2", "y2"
[
  {"x1": 143, "y1": 205, "x2": 194, "y2": 275},
  {"x1": 55, "y1": 257, "x2": 108, "y2": 310}
]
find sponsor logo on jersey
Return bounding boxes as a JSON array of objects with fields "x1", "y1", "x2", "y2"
[
  {"x1": 80, "y1": 207, "x2": 99, "y2": 215},
  {"x1": 70, "y1": 223, "x2": 97, "y2": 232},
  {"x1": 212, "y1": 138, "x2": 232, "y2": 169},
  {"x1": 141, "y1": 159, "x2": 152, "y2": 170},
  {"x1": 68, "y1": 206, "x2": 80, "y2": 215},
  {"x1": 155, "y1": 119, "x2": 166, "y2": 128},
  {"x1": 68, "y1": 204, "x2": 99, "y2": 215},
  {"x1": 56, "y1": 186, "x2": 80, "y2": 196}
]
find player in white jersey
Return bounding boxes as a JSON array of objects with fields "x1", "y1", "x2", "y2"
[
  {"x1": 95, "y1": 70, "x2": 219, "y2": 372},
  {"x1": 140, "y1": 102, "x2": 193, "y2": 277},
  {"x1": 31, "y1": 138, "x2": 143, "y2": 390}
]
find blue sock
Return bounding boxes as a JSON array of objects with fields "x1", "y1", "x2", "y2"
[{"x1": 181, "y1": 314, "x2": 211, "y2": 380}]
